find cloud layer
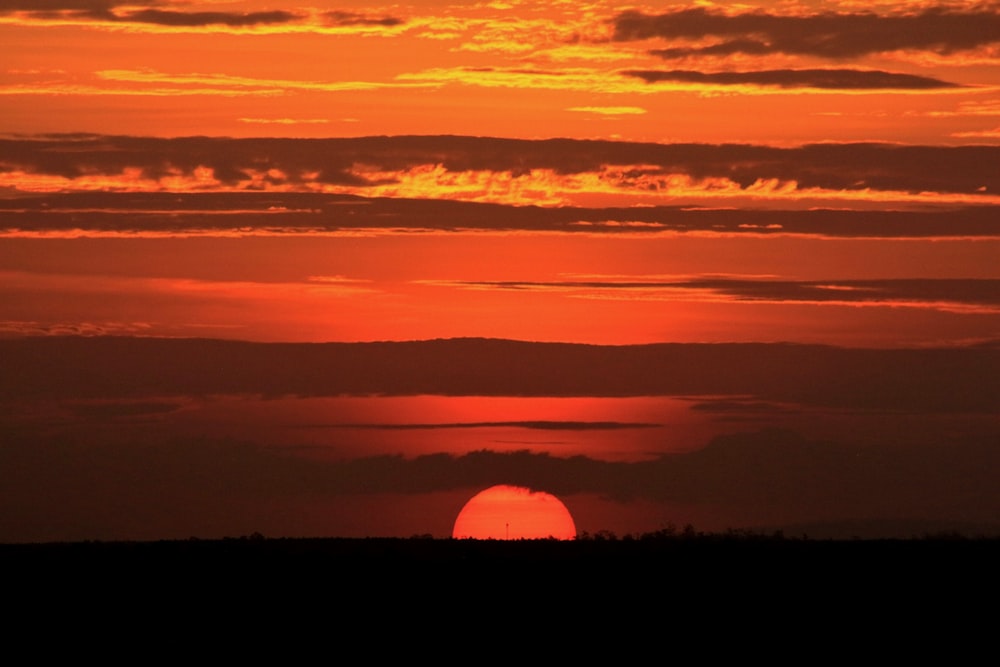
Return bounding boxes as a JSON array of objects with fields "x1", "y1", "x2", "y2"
[
  {"x1": 2, "y1": 135, "x2": 998, "y2": 202},
  {"x1": 4, "y1": 337, "x2": 996, "y2": 413},
  {"x1": 4, "y1": 191, "x2": 999, "y2": 238},
  {"x1": 3, "y1": 429, "x2": 999, "y2": 541}
]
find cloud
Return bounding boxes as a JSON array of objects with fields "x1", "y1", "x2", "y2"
[
  {"x1": 0, "y1": 69, "x2": 431, "y2": 98},
  {"x1": 951, "y1": 127, "x2": 1000, "y2": 138},
  {"x1": 567, "y1": 106, "x2": 647, "y2": 115},
  {"x1": 237, "y1": 118, "x2": 331, "y2": 125},
  {"x1": 3, "y1": 337, "x2": 997, "y2": 413},
  {"x1": 456, "y1": 277, "x2": 1000, "y2": 313},
  {"x1": 322, "y1": 11, "x2": 403, "y2": 28},
  {"x1": 64, "y1": 400, "x2": 184, "y2": 419},
  {"x1": 111, "y1": 9, "x2": 300, "y2": 27},
  {"x1": 93, "y1": 69, "x2": 418, "y2": 94},
  {"x1": 0, "y1": 0, "x2": 303, "y2": 24},
  {"x1": 313, "y1": 421, "x2": 663, "y2": 431},
  {"x1": 0, "y1": 2, "x2": 411, "y2": 36},
  {"x1": 612, "y1": 7, "x2": 1000, "y2": 59},
  {"x1": 3, "y1": 429, "x2": 999, "y2": 541},
  {"x1": 316, "y1": 431, "x2": 1000, "y2": 514},
  {"x1": 624, "y1": 68, "x2": 960, "y2": 90},
  {"x1": 0, "y1": 319, "x2": 154, "y2": 337},
  {"x1": 396, "y1": 65, "x2": 650, "y2": 94},
  {"x1": 3, "y1": 191, "x2": 1000, "y2": 239},
  {"x1": 926, "y1": 100, "x2": 1000, "y2": 118},
  {"x1": 687, "y1": 398, "x2": 797, "y2": 418},
  {"x1": 0, "y1": 0, "x2": 129, "y2": 9},
  {"x1": 2, "y1": 135, "x2": 998, "y2": 203},
  {"x1": 2, "y1": 3, "x2": 304, "y2": 27}
]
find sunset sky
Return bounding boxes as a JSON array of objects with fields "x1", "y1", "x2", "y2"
[{"x1": 1, "y1": 0, "x2": 998, "y2": 543}]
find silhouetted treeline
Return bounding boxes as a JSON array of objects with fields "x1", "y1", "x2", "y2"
[
  {"x1": 6, "y1": 532, "x2": 999, "y2": 609},
  {"x1": 5, "y1": 528, "x2": 998, "y2": 565}
]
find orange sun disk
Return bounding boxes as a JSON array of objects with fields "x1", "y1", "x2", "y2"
[{"x1": 452, "y1": 485, "x2": 577, "y2": 540}]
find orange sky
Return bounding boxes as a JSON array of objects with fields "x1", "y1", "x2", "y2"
[
  {"x1": 1, "y1": 0, "x2": 998, "y2": 144},
  {"x1": 1, "y1": 1, "x2": 998, "y2": 543}
]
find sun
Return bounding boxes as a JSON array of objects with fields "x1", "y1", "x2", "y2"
[{"x1": 452, "y1": 485, "x2": 577, "y2": 540}]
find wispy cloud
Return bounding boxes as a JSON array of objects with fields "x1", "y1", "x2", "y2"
[
  {"x1": 396, "y1": 65, "x2": 649, "y2": 94},
  {"x1": 567, "y1": 106, "x2": 647, "y2": 115},
  {"x1": 237, "y1": 118, "x2": 330, "y2": 125},
  {"x1": 314, "y1": 421, "x2": 663, "y2": 431},
  {"x1": 0, "y1": 319, "x2": 154, "y2": 337},
  {"x1": 0, "y1": 69, "x2": 436, "y2": 98},
  {"x1": 96, "y1": 69, "x2": 431, "y2": 94},
  {"x1": 924, "y1": 100, "x2": 1000, "y2": 118},
  {"x1": 951, "y1": 127, "x2": 1000, "y2": 138}
]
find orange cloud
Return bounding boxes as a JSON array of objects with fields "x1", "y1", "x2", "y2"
[
  {"x1": 567, "y1": 106, "x2": 647, "y2": 115},
  {"x1": 97, "y1": 69, "x2": 433, "y2": 93}
]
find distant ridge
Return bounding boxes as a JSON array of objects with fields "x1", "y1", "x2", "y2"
[{"x1": 757, "y1": 518, "x2": 1000, "y2": 541}]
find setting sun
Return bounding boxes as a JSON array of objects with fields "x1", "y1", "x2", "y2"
[{"x1": 453, "y1": 485, "x2": 577, "y2": 540}]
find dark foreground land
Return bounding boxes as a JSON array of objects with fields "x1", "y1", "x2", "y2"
[
  {"x1": 5, "y1": 535, "x2": 999, "y2": 630},
  {"x1": 6, "y1": 533, "x2": 1000, "y2": 581},
  {"x1": 7, "y1": 532, "x2": 1000, "y2": 561}
]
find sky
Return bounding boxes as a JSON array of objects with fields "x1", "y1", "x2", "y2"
[{"x1": 1, "y1": 0, "x2": 998, "y2": 543}]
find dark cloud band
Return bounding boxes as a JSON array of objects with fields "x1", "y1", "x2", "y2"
[
  {"x1": 3, "y1": 192, "x2": 999, "y2": 238},
  {"x1": 3, "y1": 337, "x2": 997, "y2": 413},
  {"x1": 314, "y1": 421, "x2": 663, "y2": 431},
  {"x1": 459, "y1": 278, "x2": 1000, "y2": 309},
  {"x1": 0, "y1": 1, "x2": 124, "y2": 9},
  {"x1": 2, "y1": 135, "x2": 998, "y2": 197},
  {"x1": 1, "y1": 2, "x2": 304, "y2": 26},
  {"x1": 613, "y1": 7, "x2": 1000, "y2": 58},
  {"x1": 624, "y1": 68, "x2": 960, "y2": 90},
  {"x1": 323, "y1": 10, "x2": 403, "y2": 27},
  {"x1": 116, "y1": 9, "x2": 301, "y2": 27},
  {"x1": 1, "y1": 2, "x2": 404, "y2": 28}
]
